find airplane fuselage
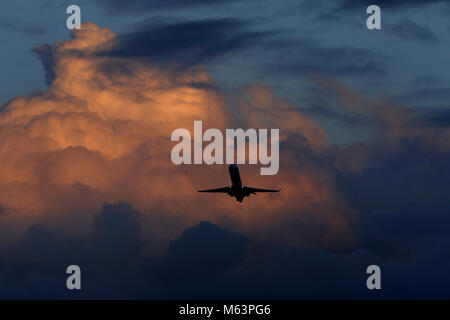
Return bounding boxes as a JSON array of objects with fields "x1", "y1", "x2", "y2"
[{"x1": 228, "y1": 164, "x2": 245, "y2": 202}]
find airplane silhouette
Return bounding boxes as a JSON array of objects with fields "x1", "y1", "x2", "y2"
[{"x1": 198, "y1": 164, "x2": 280, "y2": 202}]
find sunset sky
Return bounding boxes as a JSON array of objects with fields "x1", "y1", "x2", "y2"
[{"x1": 0, "y1": 0, "x2": 449, "y2": 299}]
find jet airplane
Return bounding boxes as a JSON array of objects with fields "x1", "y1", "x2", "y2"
[{"x1": 198, "y1": 164, "x2": 280, "y2": 202}]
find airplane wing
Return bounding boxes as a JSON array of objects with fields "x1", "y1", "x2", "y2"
[
  {"x1": 243, "y1": 186, "x2": 280, "y2": 194},
  {"x1": 198, "y1": 186, "x2": 231, "y2": 194}
]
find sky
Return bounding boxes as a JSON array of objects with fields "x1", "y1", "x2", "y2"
[{"x1": 0, "y1": 0, "x2": 449, "y2": 299}]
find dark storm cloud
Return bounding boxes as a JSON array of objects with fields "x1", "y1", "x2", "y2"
[
  {"x1": 299, "y1": 103, "x2": 373, "y2": 126},
  {"x1": 396, "y1": 87, "x2": 450, "y2": 111},
  {"x1": 103, "y1": 18, "x2": 275, "y2": 68},
  {"x1": 92, "y1": 202, "x2": 141, "y2": 263},
  {"x1": 294, "y1": 85, "x2": 374, "y2": 126},
  {"x1": 396, "y1": 76, "x2": 450, "y2": 108},
  {"x1": 0, "y1": 17, "x2": 48, "y2": 36},
  {"x1": 0, "y1": 202, "x2": 144, "y2": 299},
  {"x1": 309, "y1": 78, "x2": 450, "y2": 262},
  {"x1": 33, "y1": 44, "x2": 56, "y2": 86},
  {"x1": 152, "y1": 222, "x2": 249, "y2": 298},
  {"x1": 100, "y1": 0, "x2": 249, "y2": 13},
  {"x1": 166, "y1": 221, "x2": 248, "y2": 275},
  {"x1": 0, "y1": 208, "x2": 251, "y2": 299},
  {"x1": 390, "y1": 18, "x2": 439, "y2": 44},
  {"x1": 420, "y1": 107, "x2": 450, "y2": 126},
  {"x1": 402, "y1": 87, "x2": 450, "y2": 101},
  {"x1": 271, "y1": 39, "x2": 387, "y2": 79},
  {"x1": 157, "y1": 212, "x2": 450, "y2": 299},
  {"x1": 2, "y1": 192, "x2": 450, "y2": 298},
  {"x1": 334, "y1": 147, "x2": 450, "y2": 274},
  {"x1": 340, "y1": 0, "x2": 449, "y2": 10},
  {"x1": 5, "y1": 219, "x2": 450, "y2": 299},
  {"x1": 290, "y1": 59, "x2": 386, "y2": 78}
]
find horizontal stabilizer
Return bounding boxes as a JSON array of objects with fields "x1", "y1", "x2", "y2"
[
  {"x1": 198, "y1": 186, "x2": 231, "y2": 193},
  {"x1": 243, "y1": 186, "x2": 280, "y2": 194}
]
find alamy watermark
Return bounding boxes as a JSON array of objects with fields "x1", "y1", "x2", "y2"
[
  {"x1": 171, "y1": 121, "x2": 279, "y2": 175},
  {"x1": 66, "y1": 5, "x2": 81, "y2": 30}
]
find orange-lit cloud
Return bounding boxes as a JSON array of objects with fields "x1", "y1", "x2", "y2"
[{"x1": 0, "y1": 23, "x2": 358, "y2": 252}]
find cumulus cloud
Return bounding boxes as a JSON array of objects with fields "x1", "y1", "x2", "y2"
[
  {"x1": 1, "y1": 23, "x2": 449, "y2": 298},
  {"x1": 0, "y1": 23, "x2": 355, "y2": 252},
  {"x1": 0, "y1": 202, "x2": 144, "y2": 298}
]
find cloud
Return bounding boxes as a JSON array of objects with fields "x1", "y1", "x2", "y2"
[
  {"x1": 3, "y1": 209, "x2": 450, "y2": 298},
  {"x1": 340, "y1": 0, "x2": 449, "y2": 10},
  {"x1": 1, "y1": 22, "x2": 450, "y2": 298},
  {"x1": 102, "y1": 18, "x2": 275, "y2": 68},
  {"x1": 0, "y1": 17, "x2": 48, "y2": 36},
  {"x1": 166, "y1": 221, "x2": 248, "y2": 274},
  {"x1": 390, "y1": 18, "x2": 439, "y2": 44},
  {"x1": 33, "y1": 44, "x2": 56, "y2": 85},
  {"x1": 99, "y1": 0, "x2": 249, "y2": 13},
  {"x1": 399, "y1": 87, "x2": 450, "y2": 103},
  {"x1": 269, "y1": 38, "x2": 388, "y2": 79},
  {"x1": 311, "y1": 76, "x2": 450, "y2": 144},
  {"x1": 156, "y1": 221, "x2": 249, "y2": 298},
  {"x1": 420, "y1": 107, "x2": 450, "y2": 127},
  {"x1": 0, "y1": 23, "x2": 354, "y2": 254},
  {"x1": 93, "y1": 202, "x2": 141, "y2": 262},
  {"x1": 0, "y1": 202, "x2": 144, "y2": 298}
]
